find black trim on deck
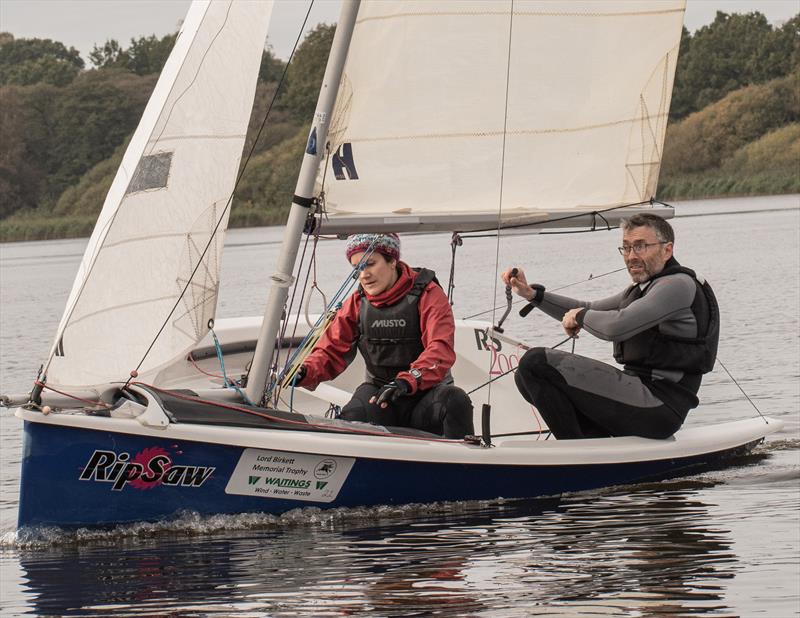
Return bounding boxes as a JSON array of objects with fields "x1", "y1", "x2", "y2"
[
  {"x1": 141, "y1": 386, "x2": 441, "y2": 439},
  {"x1": 189, "y1": 336, "x2": 306, "y2": 361}
]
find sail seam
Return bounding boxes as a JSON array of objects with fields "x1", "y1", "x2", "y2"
[
  {"x1": 339, "y1": 113, "x2": 670, "y2": 143},
  {"x1": 101, "y1": 232, "x2": 202, "y2": 250},
  {"x1": 356, "y1": 8, "x2": 684, "y2": 24},
  {"x1": 146, "y1": 1, "x2": 235, "y2": 156},
  {"x1": 65, "y1": 295, "x2": 177, "y2": 328},
  {"x1": 146, "y1": 133, "x2": 247, "y2": 143}
]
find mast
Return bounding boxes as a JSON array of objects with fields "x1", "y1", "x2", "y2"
[{"x1": 245, "y1": 0, "x2": 361, "y2": 405}]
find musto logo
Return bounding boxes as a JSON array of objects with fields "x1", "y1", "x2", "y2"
[{"x1": 79, "y1": 447, "x2": 215, "y2": 491}]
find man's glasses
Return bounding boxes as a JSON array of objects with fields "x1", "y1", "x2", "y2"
[{"x1": 618, "y1": 241, "x2": 667, "y2": 256}]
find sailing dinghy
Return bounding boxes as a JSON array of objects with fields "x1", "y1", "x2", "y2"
[{"x1": 6, "y1": 0, "x2": 781, "y2": 529}]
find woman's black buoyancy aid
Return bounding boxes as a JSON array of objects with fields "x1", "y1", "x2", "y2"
[
  {"x1": 613, "y1": 258, "x2": 720, "y2": 378},
  {"x1": 357, "y1": 268, "x2": 441, "y2": 385}
]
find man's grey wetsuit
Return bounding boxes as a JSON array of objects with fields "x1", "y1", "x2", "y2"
[{"x1": 515, "y1": 257, "x2": 719, "y2": 439}]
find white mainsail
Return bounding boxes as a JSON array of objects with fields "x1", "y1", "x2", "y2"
[
  {"x1": 316, "y1": 0, "x2": 685, "y2": 233},
  {"x1": 45, "y1": 0, "x2": 274, "y2": 388}
]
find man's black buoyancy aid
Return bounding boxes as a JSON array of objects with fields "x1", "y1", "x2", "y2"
[
  {"x1": 613, "y1": 257, "x2": 720, "y2": 377},
  {"x1": 357, "y1": 268, "x2": 440, "y2": 385}
]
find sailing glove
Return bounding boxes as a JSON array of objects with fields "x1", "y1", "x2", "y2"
[
  {"x1": 372, "y1": 379, "x2": 411, "y2": 407},
  {"x1": 293, "y1": 364, "x2": 307, "y2": 385}
]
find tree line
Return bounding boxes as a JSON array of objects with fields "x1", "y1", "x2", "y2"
[{"x1": 0, "y1": 10, "x2": 797, "y2": 240}]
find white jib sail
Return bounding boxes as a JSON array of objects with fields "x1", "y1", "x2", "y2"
[
  {"x1": 45, "y1": 0, "x2": 274, "y2": 389},
  {"x1": 317, "y1": 0, "x2": 685, "y2": 232}
]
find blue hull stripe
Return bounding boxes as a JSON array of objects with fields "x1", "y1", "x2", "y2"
[{"x1": 18, "y1": 421, "x2": 755, "y2": 528}]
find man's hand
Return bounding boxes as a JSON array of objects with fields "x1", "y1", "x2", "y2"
[
  {"x1": 562, "y1": 308, "x2": 583, "y2": 338},
  {"x1": 501, "y1": 267, "x2": 534, "y2": 300},
  {"x1": 370, "y1": 379, "x2": 411, "y2": 408}
]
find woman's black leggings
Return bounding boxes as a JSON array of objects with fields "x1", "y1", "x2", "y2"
[{"x1": 339, "y1": 382, "x2": 474, "y2": 439}]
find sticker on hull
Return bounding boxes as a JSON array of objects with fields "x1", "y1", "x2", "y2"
[
  {"x1": 79, "y1": 447, "x2": 215, "y2": 491},
  {"x1": 225, "y1": 449, "x2": 354, "y2": 503}
]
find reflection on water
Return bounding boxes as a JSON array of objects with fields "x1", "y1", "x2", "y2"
[{"x1": 5, "y1": 474, "x2": 780, "y2": 617}]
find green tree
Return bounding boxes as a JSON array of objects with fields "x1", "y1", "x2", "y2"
[
  {"x1": 767, "y1": 14, "x2": 800, "y2": 75},
  {"x1": 279, "y1": 24, "x2": 335, "y2": 123},
  {"x1": 662, "y1": 70, "x2": 800, "y2": 177},
  {"x1": 688, "y1": 12, "x2": 773, "y2": 111},
  {"x1": 0, "y1": 34, "x2": 84, "y2": 86},
  {"x1": 670, "y1": 26, "x2": 694, "y2": 120},
  {"x1": 0, "y1": 86, "x2": 44, "y2": 216},
  {"x1": 127, "y1": 33, "x2": 177, "y2": 75},
  {"x1": 90, "y1": 33, "x2": 176, "y2": 75},
  {"x1": 670, "y1": 11, "x2": 799, "y2": 120},
  {"x1": 89, "y1": 39, "x2": 129, "y2": 70},
  {"x1": 259, "y1": 47, "x2": 286, "y2": 83},
  {"x1": 20, "y1": 70, "x2": 157, "y2": 205}
]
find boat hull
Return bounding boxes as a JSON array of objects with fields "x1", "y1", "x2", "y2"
[{"x1": 17, "y1": 417, "x2": 769, "y2": 529}]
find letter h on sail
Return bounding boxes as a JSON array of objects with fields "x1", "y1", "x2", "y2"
[{"x1": 332, "y1": 143, "x2": 359, "y2": 180}]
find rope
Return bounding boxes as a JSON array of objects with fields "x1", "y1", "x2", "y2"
[
  {"x1": 33, "y1": 381, "x2": 112, "y2": 409},
  {"x1": 209, "y1": 327, "x2": 253, "y2": 405},
  {"x1": 447, "y1": 233, "x2": 462, "y2": 305},
  {"x1": 305, "y1": 236, "x2": 328, "y2": 328},
  {"x1": 187, "y1": 354, "x2": 224, "y2": 380},
  {"x1": 133, "y1": 381, "x2": 464, "y2": 443}
]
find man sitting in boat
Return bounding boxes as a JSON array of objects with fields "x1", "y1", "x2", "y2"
[
  {"x1": 503, "y1": 213, "x2": 719, "y2": 440},
  {"x1": 294, "y1": 233, "x2": 475, "y2": 439}
]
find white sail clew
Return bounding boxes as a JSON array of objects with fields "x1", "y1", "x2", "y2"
[
  {"x1": 45, "y1": 0, "x2": 274, "y2": 389},
  {"x1": 316, "y1": 0, "x2": 685, "y2": 233}
]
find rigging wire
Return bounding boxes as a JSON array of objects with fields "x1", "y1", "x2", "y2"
[
  {"x1": 462, "y1": 266, "x2": 627, "y2": 320},
  {"x1": 484, "y1": 0, "x2": 516, "y2": 410},
  {"x1": 303, "y1": 152, "x2": 334, "y2": 327},
  {"x1": 267, "y1": 150, "x2": 337, "y2": 406},
  {"x1": 459, "y1": 200, "x2": 672, "y2": 238},
  {"x1": 716, "y1": 358, "x2": 769, "y2": 424},
  {"x1": 466, "y1": 335, "x2": 573, "y2": 396},
  {"x1": 292, "y1": 151, "x2": 333, "y2": 346},
  {"x1": 266, "y1": 221, "x2": 317, "y2": 405},
  {"x1": 264, "y1": 242, "x2": 382, "y2": 404},
  {"x1": 123, "y1": 1, "x2": 318, "y2": 389}
]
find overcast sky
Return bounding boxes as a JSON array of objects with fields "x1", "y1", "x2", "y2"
[{"x1": 1, "y1": 0, "x2": 797, "y2": 61}]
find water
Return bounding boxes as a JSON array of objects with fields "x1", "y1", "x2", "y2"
[{"x1": 1, "y1": 195, "x2": 798, "y2": 616}]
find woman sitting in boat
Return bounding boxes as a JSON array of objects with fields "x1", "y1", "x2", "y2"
[
  {"x1": 294, "y1": 233, "x2": 475, "y2": 439},
  {"x1": 503, "y1": 213, "x2": 719, "y2": 440}
]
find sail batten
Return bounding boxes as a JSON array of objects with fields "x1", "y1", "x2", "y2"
[
  {"x1": 46, "y1": 0, "x2": 274, "y2": 389},
  {"x1": 315, "y1": 0, "x2": 685, "y2": 232}
]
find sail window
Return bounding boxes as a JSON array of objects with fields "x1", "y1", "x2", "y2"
[{"x1": 126, "y1": 152, "x2": 173, "y2": 194}]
